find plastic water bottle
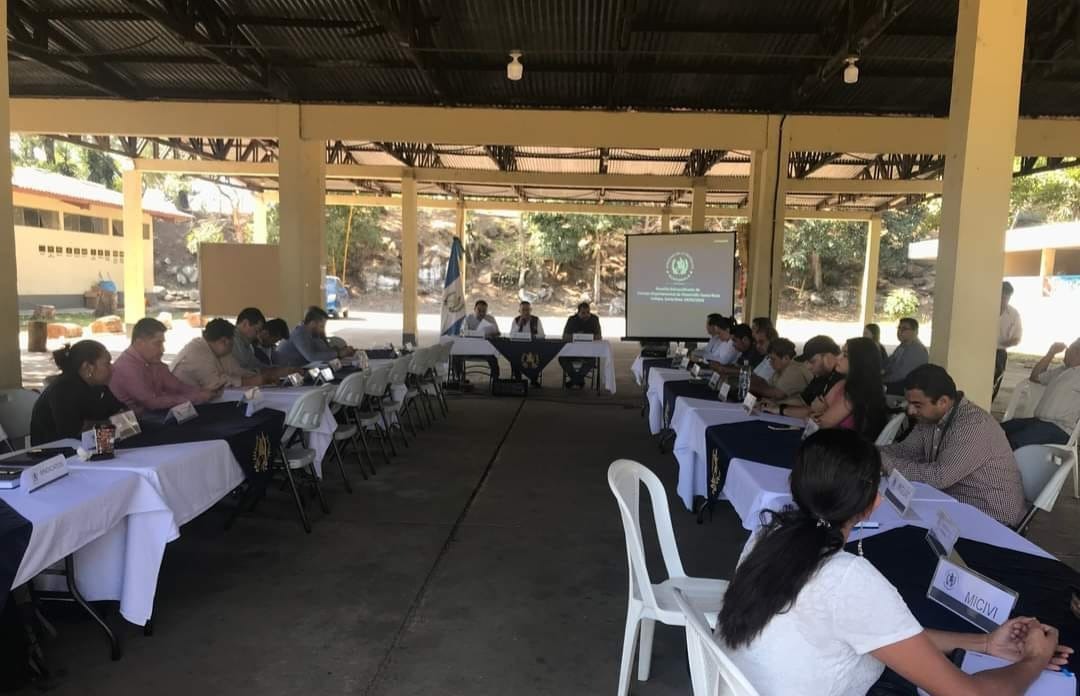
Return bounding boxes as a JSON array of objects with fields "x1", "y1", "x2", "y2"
[{"x1": 738, "y1": 360, "x2": 751, "y2": 401}]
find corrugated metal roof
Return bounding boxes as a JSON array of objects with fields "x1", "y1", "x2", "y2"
[{"x1": 12, "y1": 167, "x2": 192, "y2": 220}]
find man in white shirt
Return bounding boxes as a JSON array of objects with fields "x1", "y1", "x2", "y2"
[
  {"x1": 994, "y1": 281, "x2": 1022, "y2": 400},
  {"x1": 693, "y1": 314, "x2": 738, "y2": 366},
  {"x1": 1002, "y1": 338, "x2": 1080, "y2": 449},
  {"x1": 510, "y1": 300, "x2": 544, "y2": 337},
  {"x1": 454, "y1": 299, "x2": 500, "y2": 381}
]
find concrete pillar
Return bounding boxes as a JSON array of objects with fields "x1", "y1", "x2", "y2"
[
  {"x1": 860, "y1": 216, "x2": 883, "y2": 326},
  {"x1": 455, "y1": 199, "x2": 467, "y2": 295},
  {"x1": 122, "y1": 169, "x2": 146, "y2": 326},
  {"x1": 929, "y1": 0, "x2": 1027, "y2": 408},
  {"x1": 0, "y1": 5, "x2": 19, "y2": 389},
  {"x1": 660, "y1": 209, "x2": 671, "y2": 233},
  {"x1": 1040, "y1": 247, "x2": 1056, "y2": 285},
  {"x1": 690, "y1": 179, "x2": 707, "y2": 230},
  {"x1": 251, "y1": 192, "x2": 268, "y2": 244},
  {"x1": 746, "y1": 115, "x2": 787, "y2": 322},
  {"x1": 277, "y1": 105, "x2": 326, "y2": 323},
  {"x1": 401, "y1": 173, "x2": 419, "y2": 344}
]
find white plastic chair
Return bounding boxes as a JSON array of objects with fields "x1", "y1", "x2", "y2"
[
  {"x1": 1003, "y1": 380, "x2": 1080, "y2": 498},
  {"x1": 363, "y1": 364, "x2": 402, "y2": 455},
  {"x1": 332, "y1": 371, "x2": 380, "y2": 476},
  {"x1": 387, "y1": 354, "x2": 422, "y2": 439},
  {"x1": 673, "y1": 588, "x2": 761, "y2": 696},
  {"x1": 0, "y1": 388, "x2": 39, "y2": 450},
  {"x1": 406, "y1": 347, "x2": 438, "y2": 425},
  {"x1": 607, "y1": 459, "x2": 728, "y2": 696},
  {"x1": 875, "y1": 412, "x2": 907, "y2": 446},
  {"x1": 279, "y1": 387, "x2": 332, "y2": 533},
  {"x1": 1015, "y1": 443, "x2": 1077, "y2": 535}
]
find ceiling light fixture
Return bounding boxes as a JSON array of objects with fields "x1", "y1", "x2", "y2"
[
  {"x1": 843, "y1": 55, "x2": 859, "y2": 84},
  {"x1": 507, "y1": 51, "x2": 524, "y2": 81}
]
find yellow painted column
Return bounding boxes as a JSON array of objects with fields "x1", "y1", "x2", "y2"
[
  {"x1": 0, "y1": 3, "x2": 19, "y2": 389},
  {"x1": 251, "y1": 192, "x2": 268, "y2": 244},
  {"x1": 929, "y1": 0, "x2": 1027, "y2": 408},
  {"x1": 122, "y1": 169, "x2": 146, "y2": 326},
  {"x1": 860, "y1": 216, "x2": 882, "y2": 326},
  {"x1": 746, "y1": 115, "x2": 787, "y2": 322},
  {"x1": 690, "y1": 179, "x2": 707, "y2": 230},
  {"x1": 277, "y1": 105, "x2": 326, "y2": 323},
  {"x1": 401, "y1": 172, "x2": 419, "y2": 343},
  {"x1": 455, "y1": 199, "x2": 467, "y2": 296},
  {"x1": 1040, "y1": 247, "x2": 1056, "y2": 284},
  {"x1": 660, "y1": 209, "x2": 671, "y2": 233}
]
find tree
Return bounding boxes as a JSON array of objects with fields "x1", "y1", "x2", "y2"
[
  {"x1": 324, "y1": 205, "x2": 385, "y2": 289},
  {"x1": 11, "y1": 135, "x2": 122, "y2": 189},
  {"x1": 782, "y1": 219, "x2": 867, "y2": 291},
  {"x1": 1010, "y1": 166, "x2": 1080, "y2": 226},
  {"x1": 524, "y1": 213, "x2": 639, "y2": 302}
]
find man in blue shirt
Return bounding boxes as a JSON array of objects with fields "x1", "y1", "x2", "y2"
[{"x1": 276, "y1": 306, "x2": 355, "y2": 366}]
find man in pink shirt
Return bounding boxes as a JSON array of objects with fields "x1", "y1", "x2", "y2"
[{"x1": 109, "y1": 317, "x2": 214, "y2": 413}]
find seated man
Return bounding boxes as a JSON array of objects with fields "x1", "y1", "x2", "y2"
[
  {"x1": 765, "y1": 335, "x2": 843, "y2": 409},
  {"x1": 750, "y1": 316, "x2": 773, "y2": 344},
  {"x1": 110, "y1": 317, "x2": 214, "y2": 413},
  {"x1": 510, "y1": 300, "x2": 544, "y2": 337},
  {"x1": 560, "y1": 301, "x2": 601, "y2": 388},
  {"x1": 254, "y1": 318, "x2": 290, "y2": 366},
  {"x1": 710, "y1": 323, "x2": 763, "y2": 376},
  {"x1": 173, "y1": 318, "x2": 272, "y2": 390},
  {"x1": 1002, "y1": 338, "x2": 1080, "y2": 449},
  {"x1": 752, "y1": 326, "x2": 779, "y2": 381},
  {"x1": 454, "y1": 300, "x2": 500, "y2": 381},
  {"x1": 694, "y1": 314, "x2": 738, "y2": 366},
  {"x1": 231, "y1": 307, "x2": 269, "y2": 372},
  {"x1": 880, "y1": 364, "x2": 1025, "y2": 527},
  {"x1": 751, "y1": 338, "x2": 813, "y2": 404},
  {"x1": 883, "y1": 317, "x2": 929, "y2": 394},
  {"x1": 276, "y1": 306, "x2": 355, "y2": 367}
]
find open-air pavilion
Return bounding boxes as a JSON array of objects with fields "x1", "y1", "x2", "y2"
[{"x1": 2, "y1": 2, "x2": 1080, "y2": 695}]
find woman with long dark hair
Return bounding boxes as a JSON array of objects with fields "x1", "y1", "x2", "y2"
[
  {"x1": 719, "y1": 430, "x2": 1070, "y2": 695},
  {"x1": 771, "y1": 337, "x2": 887, "y2": 439},
  {"x1": 30, "y1": 340, "x2": 126, "y2": 444},
  {"x1": 864, "y1": 323, "x2": 889, "y2": 364}
]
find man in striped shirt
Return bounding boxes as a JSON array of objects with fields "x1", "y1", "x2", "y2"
[{"x1": 879, "y1": 364, "x2": 1025, "y2": 528}]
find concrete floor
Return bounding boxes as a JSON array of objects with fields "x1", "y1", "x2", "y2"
[{"x1": 21, "y1": 340, "x2": 1080, "y2": 695}]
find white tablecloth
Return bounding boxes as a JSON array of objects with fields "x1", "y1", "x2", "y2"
[
  {"x1": 68, "y1": 441, "x2": 241, "y2": 526},
  {"x1": 631, "y1": 355, "x2": 645, "y2": 385},
  {"x1": 219, "y1": 387, "x2": 334, "y2": 478},
  {"x1": 722, "y1": 459, "x2": 1051, "y2": 559},
  {"x1": 1, "y1": 468, "x2": 178, "y2": 625},
  {"x1": 441, "y1": 336, "x2": 618, "y2": 394},
  {"x1": 645, "y1": 367, "x2": 690, "y2": 434},
  {"x1": 670, "y1": 403, "x2": 804, "y2": 510}
]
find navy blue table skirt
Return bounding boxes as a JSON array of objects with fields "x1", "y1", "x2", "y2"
[
  {"x1": 662, "y1": 379, "x2": 729, "y2": 427},
  {"x1": 0, "y1": 500, "x2": 31, "y2": 612},
  {"x1": 490, "y1": 338, "x2": 567, "y2": 382},
  {"x1": 703, "y1": 420, "x2": 803, "y2": 499}
]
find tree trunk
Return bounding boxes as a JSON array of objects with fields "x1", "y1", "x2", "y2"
[
  {"x1": 518, "y1": 225, "x2": 527, "y2": 288},
  {"x1": 341, "y1": 206, "x2": 355, "y2": 281},
  {"x1": 810, "y1": 251, "x2": 823, "y2": 290},
  {"x1": 593, "y1": 244, "x2": 602, "y2": 304}
]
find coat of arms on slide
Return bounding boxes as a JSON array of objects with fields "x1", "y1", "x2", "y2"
[
  {"x1": 665, "y1": 252, "x2": 695, "y2": 282},
  {"x1": 443, "y1": 289, "x2": 465, "y2": 314}
]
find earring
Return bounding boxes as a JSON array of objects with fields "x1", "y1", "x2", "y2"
[{"x1": 857, "y1": 536, "x2": 864, "y2": 557}]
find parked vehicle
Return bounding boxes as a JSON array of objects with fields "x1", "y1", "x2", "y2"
[{"x1": 325, "y1": 275, "x2": 350, "y2": 318}]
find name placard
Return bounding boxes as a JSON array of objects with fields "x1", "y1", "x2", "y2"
[
  {"x1": 572, "y1": 333, "x2": 595, "y2": 342},
  {"x1": 168, "y1": 401, "x2": 198, "y2": 424},
  {"x1": 21, "y1": 454, "x2": 69, "y2": 493},
  {"x1": 320, "y1": 367, "x2": 335, "y2": 382},
  {"x1": 357, "y1": 351, "x2": 369, "y2": 369},
  {"x1": 927, "y1": 556, "x2": 1017, "y2": 632},
  {"x1": 742, "y1": 393, "x2": 757, "y2": 415},
  {"x1": 307, "y1": 367, "x2": 322, "y2": 382},
  {"x1": 679, "y1": 356, "x2": 690, "y2": 370},
  {"x1": 690, "y1": 363, "x2": 702, "y2": 379},
  {"x1": 243, "y1": 387, "x2": 264, "y2": 417},
  {"x1": 718, "y1": 382, "x2": 731, "y2": 400},
  {"x1": 461, "y1": 329, "x2": 485, "y2": 338},
  {"x1": 883, "y1": 468, "x2": 916, "y2": 518},
  {"x1": 284, "y1": 372, "x2": 304, "y2": 387},
  {"x1": 81, "y1": 429, "x2": 97, "y2": 452},
  {"x1": 109, "y1": 410, "x2": 141, "y2": 441},
  {"x1": 802, "y1": 418, "x2": 820, "y2": 440},
  {"x1": 927, "y1": 509, "x2": 961, "y2": 558},
  {"x1": 708, "y1": 372, "x2": 721, "y2": 390},
  {"x1": 510, "y1": 331, "x2": 532, "y2": 342}
]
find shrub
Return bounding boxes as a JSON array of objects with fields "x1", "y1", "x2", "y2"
[{"x1": 883, "y1": 288, "x2": 919, "y2": 320}]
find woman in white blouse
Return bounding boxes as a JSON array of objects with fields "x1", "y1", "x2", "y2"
[{"x1": 718, "y1": 429, "x2": 1071, "y2": 696}]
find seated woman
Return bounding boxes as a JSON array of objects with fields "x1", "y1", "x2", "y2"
[
  {"x1": 718, "y1": 429, "x2": 1071, "y2": 696},
  {"x1": 30, "y1": 340, "x2": 127, "y2": 444},
  {"x1": 767, "y1": 337, "x2": 886, "y2": 440}
]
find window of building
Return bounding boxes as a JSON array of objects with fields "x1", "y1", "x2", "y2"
[
  {"x1": 111, "y1": 220, "x2": 122, "y2": 237},
  {"x1": 63, "y1": 213, "x2": 109, "y2": 235},
  {"x1": 14, "y1": 206, "x2": 61, "y2": 229}
]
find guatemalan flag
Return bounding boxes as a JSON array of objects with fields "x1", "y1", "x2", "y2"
[{"x1": 441, "y1": 236, "x2": 466, "y2": 336}]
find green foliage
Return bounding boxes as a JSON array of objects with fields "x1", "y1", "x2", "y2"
[
  {"x1": 185, "y1": 218, "x2": 225, "y2": 254},
  {"x1": 526, "y1": 213, "x2": 591, "y2": 265},
  {"x1": 782, "y1": 218, "x2": 867, "y2": 286},
  {"x1": 880, "y1": 202, "x2": 938, "y2": 277},
  {"x1": 325, "y1": 206, "x2": 386, "y2": 288},
  {"x1": 11, "y1": 135, "x2": 122, "y2": 190},
  {"x1": 883, "y1": 288, "x2": 920, "y2": 320},
  {"x1": 142, "y1": 172, "x2": 193, "y2": 210},
  {"x1": 1010, "y1": 166, "x2": 1080, "y2": 225}
]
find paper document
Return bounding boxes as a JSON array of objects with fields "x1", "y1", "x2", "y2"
[{"x1": 919, "y1": 651, "x2": 1075, "y2": 696}]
